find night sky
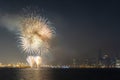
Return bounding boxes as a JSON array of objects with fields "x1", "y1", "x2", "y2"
[{"x1": 0, "y1": 0, "x2": 120, "y2": 64}]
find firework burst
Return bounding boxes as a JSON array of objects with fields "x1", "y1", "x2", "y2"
[{"x1": 19, "y1": 16, "x2": 55, "y2": 55}]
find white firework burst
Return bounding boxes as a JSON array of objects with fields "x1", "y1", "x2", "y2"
[{"x1": 19, "y1": 15, "x2": 55, "y2": 55}]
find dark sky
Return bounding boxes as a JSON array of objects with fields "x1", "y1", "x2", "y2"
[{"x1": 0, "y1": 0, "x2": 120, "y2": 64}]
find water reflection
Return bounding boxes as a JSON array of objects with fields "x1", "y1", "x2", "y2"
[
  {"x1": 0, "y1": 68, "x2": 119, "y2": 80},
  {"x1": 17, "y1": 68, "x2": 53, "y2": 80}
]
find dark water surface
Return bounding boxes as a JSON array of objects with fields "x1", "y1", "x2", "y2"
[{"x1": 0, "y1": 68, "x2": 120, "y2": 80}]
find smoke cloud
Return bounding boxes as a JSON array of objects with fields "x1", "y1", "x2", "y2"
[{"x1": 0, "y1": 14, "x2": 23, "y2": 32}]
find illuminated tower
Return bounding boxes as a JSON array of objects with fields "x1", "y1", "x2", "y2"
[
  {"x1": 73, "y1": 59, "x2": 76, "y2": 67},
  {"x1": 98, "y1": 49, "x2": 102, "y2": 66},
  {"x1": 98, "y1": 49, "x2": 112, "y2": 67}
]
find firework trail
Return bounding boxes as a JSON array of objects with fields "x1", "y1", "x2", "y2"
[{"x1": 26, "y1": 56, "x2": 42, "y2": 68}]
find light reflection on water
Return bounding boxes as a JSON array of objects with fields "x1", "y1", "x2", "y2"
[
  {"x1": 17, "y1": 68, "x2": 52, "y2": 80},
  {"x1": 0, "y1": 68, "x2": 118, "y2": 80},
  {"x1": 0, "y1": 68, "x2": 53, "y2": 80}
]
